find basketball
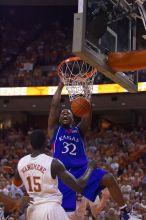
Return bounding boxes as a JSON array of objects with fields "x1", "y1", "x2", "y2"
[{"x1": 71, "y1": 97, "x2": 91, "y2": 117}]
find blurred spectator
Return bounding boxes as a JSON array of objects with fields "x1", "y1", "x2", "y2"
[
  {"x1": 0, "y1": 124, "x2": 146, "y2": 219},
  {"x1": 104, "y1": 208, "x2": 120, "y2": 220},
  {"x1": 0, "y1": 7, "x2": 146, "y2": 87}
]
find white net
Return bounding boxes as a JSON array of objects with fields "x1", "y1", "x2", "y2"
[{"x1": 58, "y1": 57, "x2": 97, "y2": 101}]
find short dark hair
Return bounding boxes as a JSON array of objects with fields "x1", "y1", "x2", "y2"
[{"x1": 30, "y1": 129, "x2": 46, "y2": 149}]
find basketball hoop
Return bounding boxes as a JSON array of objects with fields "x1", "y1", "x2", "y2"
[{"x1": 58, "y1": 57, "x2": 97, "y2": 102}]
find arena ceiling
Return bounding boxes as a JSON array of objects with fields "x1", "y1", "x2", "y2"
[{"x1": 0, "y1": 0, "x2": 77, "y2": 5}]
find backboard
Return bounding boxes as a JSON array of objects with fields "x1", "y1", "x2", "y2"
[{"x1": 72, "y1": 0, "x2": 139, "y2": 93}]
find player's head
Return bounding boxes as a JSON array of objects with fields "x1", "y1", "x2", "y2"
[
  {"x1": 59, "y1": 109, "x2": 74, "y2": 126},
  {"x1": 30, "y1": 129, "x2": 46, "y2": 150}
]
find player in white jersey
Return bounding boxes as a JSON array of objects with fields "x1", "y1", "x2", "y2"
[{"x1": 12, "y1": 129, "x2": 96, "y2": 220}]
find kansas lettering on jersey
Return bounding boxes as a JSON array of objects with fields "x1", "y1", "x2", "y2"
[
  {"x1": 52, "y1": 126, "x2": 88, "y2": 178},
  {"x1": 18, "y1": 153, "x2": 62, "y2": 204}
]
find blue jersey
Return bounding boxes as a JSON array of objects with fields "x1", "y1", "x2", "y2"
[
  {"x1": 52, "y1": 125, "x2": 107, "y2": 211},
  {"x1": 52, "y1": 126, "x2": 88, "y2": 177}
]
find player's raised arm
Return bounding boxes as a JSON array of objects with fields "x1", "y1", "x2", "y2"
[
  {"x1": 78, "y1": 107, "x2": 92, "y2": 136},
  {"x1": 51, "y1": 158, "x2": 96, "y2": 193},
  {"x1": 48, "y1": 81, "x2": 64, "y2": 139}
]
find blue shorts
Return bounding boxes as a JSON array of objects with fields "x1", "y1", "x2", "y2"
[
  {"x1": 58, "y1": 179, "x2": 76, "y2": 212},
  {"x1": 81, "y1": 168, "x2": 108, "y2": 201},
  {"x1": 59, "y1": 168, "x2": 108, "y2": 211}
]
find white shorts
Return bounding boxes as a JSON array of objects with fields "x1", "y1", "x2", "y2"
[{"x1": 27, "y1": 202, "x2": 69, "y2": 220}]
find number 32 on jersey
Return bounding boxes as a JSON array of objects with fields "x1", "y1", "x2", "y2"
[{"x1": 62, "y1": 142, "x2": 77, "y2": 155}]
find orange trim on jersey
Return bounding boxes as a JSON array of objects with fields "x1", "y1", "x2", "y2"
[{"x1": 12, "y1": 178, "x2": 23, "y2": 187}]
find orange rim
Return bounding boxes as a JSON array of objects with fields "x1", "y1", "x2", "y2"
[{"x1": 57, "y1": 57, "x2": 97, "y2": 80}]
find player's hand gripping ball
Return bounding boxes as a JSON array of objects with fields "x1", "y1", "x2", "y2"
[{"x1": 71, "y1": 97, "x2": 91, "y2": 117}]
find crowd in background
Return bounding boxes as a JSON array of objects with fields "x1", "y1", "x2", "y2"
[
  {"x1": 0, "y1": 17, "x2": 43, "y2": 72},
  {"x1": 0, "y1": 6, "x2": 146, "y2": 87},
  {"x1": 0, "y1": 125, "x2": 146, "y2": 220},
  {"x1": 0, "y1": 5, "x2": 146, "y2": 220},
  {"x1": 0, "y1": 20, "x2": 73, "y2": 87}
]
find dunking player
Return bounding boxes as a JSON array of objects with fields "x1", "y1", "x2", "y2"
[
  {"x1": 48, "y1": 81, "x2": 139, "y2": 220},
  {"x1": 12, "y1": 129, "x2": 96, "y2": 220}
]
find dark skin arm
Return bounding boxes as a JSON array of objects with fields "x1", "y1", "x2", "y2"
[
  {"x1": 77, "y1": 81, "x2": 92, "y2": 135},
  {"x1": 51, "y1": 158, "x2": 96, "y2": 193},
  {"x1": 13, "y1": 159, "x2": 96, "y2": 194},
  {"x1": 48, "y1": 81, "x2": 64, "y2": 139},
  {"x1": 78, "y1": 109, "x2": 92, "y2": 135}
]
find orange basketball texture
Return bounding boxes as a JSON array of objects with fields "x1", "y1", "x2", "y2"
[{"x1": 71, "y1": 97, "x2": 91, "y2": 117}]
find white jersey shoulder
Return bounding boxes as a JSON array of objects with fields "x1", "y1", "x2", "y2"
[{"x1": 18, "y1": 153, "x2": 62, "y2": 204}]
